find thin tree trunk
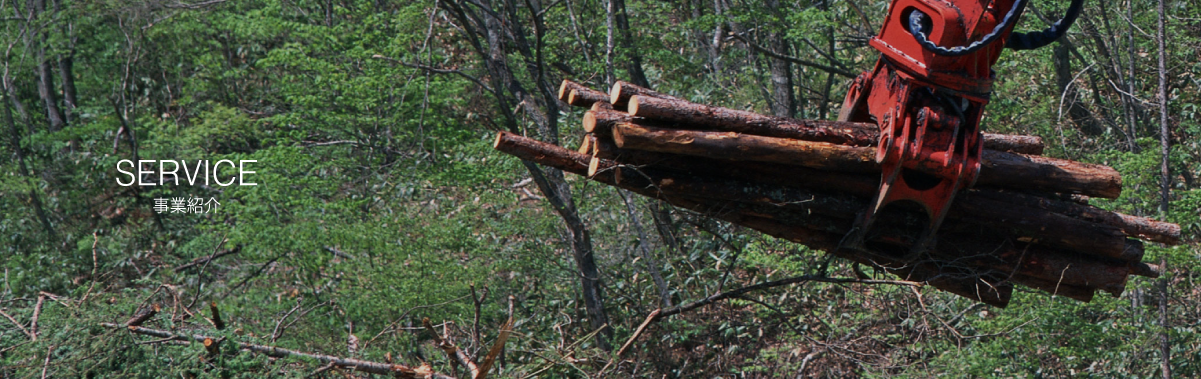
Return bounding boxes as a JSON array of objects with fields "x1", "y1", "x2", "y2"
[
  {"x1": 708, "y1": 0, "x2": 723, "y2": 80},
  {"x1": 1156, "y1": 0, "x2": 1170, "y2": 214},
  {"x1": 610, "y1": 0, "x2": 649, "y2": 87},
  {"x1": 1156, "y1": 0, "x2": 1170, "y2": 374},
  {"x1": 31, "y1": 0, "x2": 64, "y2": 131},
  {"x1": 52, "y1": 0, "x2": 75, "y2": 123},
  {"x1": 605, "y1": 0, "x2": 615, "y2": 84},
  {"x1": 563, "y1": 0, "x2": 592, "y2": 65},
  {"x1": 764, "y1": 3, "x2": 795, "y2": 118},
  {"x1": 3, "y1": 75, "x2": 32, "y2": 135},
  {"x1": 443, "y1": 0, "x2": 613, "y2": 350},
  {"x1": 4, "y1": 89, "x2": 55, "y2": 238},
  {"x1": 619, "y1": 191, "x2": 672, "y2": 307},
  {"x1": 1125, "y1": 0, "x2": 1138, "y2": 150},
  {"x1": 1054, "y1": 42, "x2": 1099, "y2": 134}
]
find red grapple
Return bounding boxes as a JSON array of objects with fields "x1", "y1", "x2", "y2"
[{"x1": 839, "y1": 0, "x2": 1022, "y2": 255}]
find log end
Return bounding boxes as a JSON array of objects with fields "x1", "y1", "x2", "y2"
[
  {"x1": 612, "y1": 125, "x2": 627, "y2": 148},
  {"x1": 588, "y1": 157, "x2": 601, "y2": 177},
  {"x1": 557, "y1": 80, "x2": 572, "y2": 101},
  {"x1": 1130, "y1": 262, "x2": 1162, "y2": 278},
  {"x1": 567, "y1": 89, "x2": 584, "y2": 106},
  {"x1": 577, "y1": 135, "x2": 595, "y2": 155},
  {"x1": 583, "y1": 111, "x2": 598, "y2": 133},
  {"x1": 627, "y1": 95, "x2": 642, "y2": 117},
  {"x1": 609, "y1": 81, "x2": 626, "y2": 106},
  {"x1": 493, "y1": 132, "x2": 507, "y2": 150}
]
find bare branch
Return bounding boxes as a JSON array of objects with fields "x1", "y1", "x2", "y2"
[
  {"x1": 104, "y1": 323, "x2": 454, "y2": 379},
  {"x1": 372, "y1": 54, "x2": 494, "y2": 93},
  {"x1": 656, "y1": 275, "x2": 921, "y2": 320},
  {"x1": 423, "y1": 317, "x2": 481, "y2": 378},
  {"x1": 730, "y1": 33, "x2": 858, "y2": 79},
  {"x1": 0, "y1": 308, "x2": 32, "y2": 340}
]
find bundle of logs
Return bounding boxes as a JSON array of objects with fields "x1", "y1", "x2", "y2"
[{"x1": 492, "y1": 79, "x2": 1183, "y2": 307}]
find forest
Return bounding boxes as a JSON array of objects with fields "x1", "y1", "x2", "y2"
[{"x1": 0, "y1": 0, "x2": 1199, "y2": 377}]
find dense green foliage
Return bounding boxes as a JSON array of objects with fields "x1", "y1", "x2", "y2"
[{"x1": 1, "y1": 0, "x2": 1199, "y2": 377}]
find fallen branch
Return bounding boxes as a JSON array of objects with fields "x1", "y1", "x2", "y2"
[
  {"x1": 102, "y1": 323, "x2": 452, "y2": 379},
  {"x1": 322, "y1": 246, "x2": 355, "y2": 260},
  {"x1": 82, "y1": 232, "x2": 99, "y2": 303},
  {"x1": 30, "y1": 295, "x2": 44, "y2": 341},
  {"x1": 175, "y1": 245, "x2": 243, "y2": 272},
  {"x1": 0, "y1": 308, "x2": 33, "y2": 340},
  {"x1": 124, "y1": 304, "x2": 161, "y2": 327},
  {"x1": 654, "y1": 275, "x2": 922, "y2": 321},
  {"x1": 423, "y1": 317, "x2": 481, "y2": 378}
]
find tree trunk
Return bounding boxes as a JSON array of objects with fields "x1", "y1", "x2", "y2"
[
  {"x1": 31, "y1": 0, "x2": 64, "y2": 131},
  {"x1": 619, "y1": 191, "x2": 672, "y2": 307},
  {"x1": 1054, "y1": 41, "x2": 1100, "y2": 135},
  {"x1": 612, "y1": 0, "x2": 649, "y2": 87},
  {"x1": 1156, "y1": 0, "x2": 1170, "y2": 215},
  {"x1": 1156, "y1": 0, "x2": 1171, "y2": 373},
  {"x1": 3, "y1": 75, "x2": 32, "y2": 135},
  {"x1": 52, "y1": 0, "x2": 76, "y2": 124},
  {"x1": 450, "y1": 0, "x2": 613, "y2": 350},
  {"x1": 3, "y1": 89, "x2": 55, "y2": 238},
  {"x1": 763, "y1": 0, "x2": 794, "y2": 118},
  {"x1": 1125, "y1": 0, "x2": 1139, "y2": 151}
]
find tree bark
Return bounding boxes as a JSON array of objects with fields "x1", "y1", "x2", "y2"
[
  {"x1": 629, "y1": 95, "x2": 878, "y2": 146},
  {"x1": 612, "y1": 122, "x2": 878, "y2": 173},
  {"x1": 610, "y1": 122, "x2": 1120, "y2": 198},
  {"x1": 764, "y1": 0, "x2": 795, "y2": 118},
  {"x1": 559, "y1": 80, "x2": 610, "y2": 109}
]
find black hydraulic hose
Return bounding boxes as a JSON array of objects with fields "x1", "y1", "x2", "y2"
[
  {"x1": 908, "y1": 0, "x2": 1029, "y2": 56},
  {"x1": 1005, "y1": 0, "x2": 1086, "y2": 50}
]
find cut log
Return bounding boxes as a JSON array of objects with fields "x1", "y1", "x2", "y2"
[
  {"x1": 568, "y1": 89, "x2": 610, "y2": 108},
  {"x1": 982, "y1": 134, "x2": 1044, "y2": 155},
  {"x1": 583, "y1": 109, "x2": 638, "y2": 134},
  {"x1": 589, "y1": 104, "x2": 1044, "y2": 154},
  {"x1": 971, "y1": 189, "x2": 1181, "y2": 245},
  {"x1": 578, "y1": 134, "x2": 596, "y2": 155},
  {"x1": 609, "y1": 81, "x2": 685, "y2": 109},
  {"x1": 628, "y1": 95, "x2": 879, "y2": 146},
  {"x1": 124, "y1": 304, "x2": 161, "y2": 327},
  {"x1": 492, "y1": 132, "x2": 1145, "y2": 306},
  {"x1": 612, "y1": 122, "x2": 878, "y2": 173},
  {"x1": 977, "y1": 150, "x2": 1123, "y2": 199},
  {"x1": 559, "y1": 80, "x2": 610, "y2": 109},
  {"x1": 591, "y1": 101, "x2": 614, "y2": 111},
  {"x1": 1012, "y1": 274, "x2": 1095, "y2": 302},
  {"x1": 612, "y1": 123, "x2": 1122, "y2": 198},
  {"x1": 594, "y1": 138, "x2": 1176, "y2": 246},
  {"x1": 950, "y1": 193, "x2": 1134, "y2": 261},
  {"x1": 644, "y1": 166, "x2": 1141, "y2": 265}
]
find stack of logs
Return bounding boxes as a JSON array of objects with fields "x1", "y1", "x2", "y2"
[{"x1": 492, "y1": 79, "x2": 1183, "y2": 307}]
